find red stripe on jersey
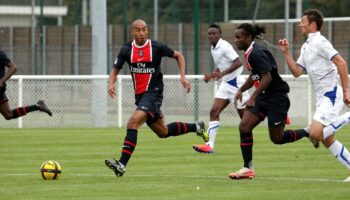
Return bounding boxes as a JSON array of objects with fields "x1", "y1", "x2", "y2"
[
  {"x1": 245, "y1": 44, "x2": 259, "y2": 88},
  {"x1": 131, "y1": 39, "x2": 153, "y2": 94},
  {"x1": 131, "y1": 39, "x2": 152, "y2": 63},
  {"x1": 133, "y1": 73, "x2": 152, "y2": 94}
]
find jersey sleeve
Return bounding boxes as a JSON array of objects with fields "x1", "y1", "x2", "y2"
[
  {"x1": 249, "y1": 50, "x2": 272, "y2": 73},
  {"x1": 0, "y1": 50, "x2": 11, "y2": 66},
  {"x1": 317, "y1": 39, "x2": 339, "y2": 61},
  {"x1": 296, "y1": 44, "x2": 306, "y2": 70},
  {"x1": 224, "y1": 43, "x2": 239, "y2": 61},
  {"x1": 113, "y1": 46, "x2": 128, "y2": 70},
  {"x1": 158, "y1": 42, "x2": 175, "y2": 58}
]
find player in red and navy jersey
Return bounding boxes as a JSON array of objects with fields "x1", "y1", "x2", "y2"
[
  {"x1": 228, "y1": 23, "x2": 311, "y2": 179},
  {"x1": 0, "y1": 50, "x2": 52, "y2": 120},
  {"x1": 105, "y1": 19, "x2": 208, "y2": 177}
]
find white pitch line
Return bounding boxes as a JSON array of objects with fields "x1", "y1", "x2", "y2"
[{"x1": 0, "y1": 173, "x2": 344, "y2": 183}]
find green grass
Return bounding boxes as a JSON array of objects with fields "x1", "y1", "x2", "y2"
[{"x1": 1, "y1": 127, "x2": 350, "y2": 200}]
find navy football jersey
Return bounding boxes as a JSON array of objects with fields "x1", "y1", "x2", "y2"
[
  {"x1": 0, "y1": 50, "x2": 11, "y2": 79},
  {"x1": 245, "y1": 42, "x2": 289, "y2": 94},
  {"x1": 113, "y1": 39, "x2": 174, "y2": 95}
]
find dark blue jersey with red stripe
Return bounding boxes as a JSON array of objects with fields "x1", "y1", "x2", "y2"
[
  {"x1": 0, "y1": 50, "x2": 11, "y2": 80},
  {"x1": 113, "y1": 39, "x2": 174, "y2": 95},
  {"x1": 245, "y1": 42, "x2": 289, "y2": 94}
]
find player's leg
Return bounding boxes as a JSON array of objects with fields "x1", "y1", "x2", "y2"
[
  {"x1": 148, "y1": 115, "x2": 208, "y2": 141},
  {"x1": 268, "y1": 114, "x2": 309, "y2": 144},
  {"x1": 0, "y1": 99, "x2": 51, "y2": 119},
  {"x1": 105, "y1": 110, "x2": 147, "y2": 177},
  {"x1": 322, "y1": 111, "x2": 350, "y2": 139},
  {"x1": 193, "y1": 98, "x2": 228, "y2": 153},
  {"x1": 320, "y1": 134, "x2": 350, "y2": 181},
  {"x1": 229, "y1": 110, "x2": 261, "y2": 179},
  {"x1": 264, "y1": 92, "x2": 308, "y2": 144},
  {"x1": 320, "y1": 89, "x2": 350, "y2": 140}
]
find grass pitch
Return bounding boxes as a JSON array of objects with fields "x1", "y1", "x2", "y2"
[{"x1": 1, "y1": 127, "x2": 350, "y2": 200}]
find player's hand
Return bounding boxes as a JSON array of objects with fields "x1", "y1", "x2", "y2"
[
  {"x1": 203, "y1": 73, "x2": 212, "y2": 83},
  {"x1": 108, "y1": 84, "x2": 116, "y2": 98},
  {"x1": 245, "y1": 98, "x2": 255, "y2": 108},
  {"x1": 181, "y1": 79, "x2": 191, "y2": 93},
  {"x1": 343, "y1": 90, "x2": 350, "y2": 107},
  {"x1": 212, "y1": 72, "x2": 223, "y2": 81},
  {"x1": 234, "y1": 90, "x2": 243, "y2": 108},
  {"x1": 278, "y1": 39, "x2": 289, "y2": 53}
]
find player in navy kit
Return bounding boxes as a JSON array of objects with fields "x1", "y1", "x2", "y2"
[
  {"x1": 0, "y1": 50, "x2": 52, "y2": 120},
  {"x1": 105, "y1": 19, "x2": 208, "y2": 177},
  {"x1": 229, "y1": 23, "x2": 311, "y2": 179}
]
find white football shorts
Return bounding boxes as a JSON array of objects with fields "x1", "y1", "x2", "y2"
[
  {"x1": 215, "y1": 77, "x2": 249, "y2": 109},
  {"x1": 313, "y1": 86, "x2": 344, "y2": 126}
]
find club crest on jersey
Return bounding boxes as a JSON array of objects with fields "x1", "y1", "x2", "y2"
[{"x1": 138, "y1": 50, "x2": 144, "y2": 57}]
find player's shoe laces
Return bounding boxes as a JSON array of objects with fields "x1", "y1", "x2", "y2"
[
  {"x1": 192, "y1": 144, "x2": 213, "y2": 154},
  {"x1": 196, "y1": 120, "x2": 209, "y2": 142},
  {"x1": 37, "y1": 100, "x2": 52, "y2": 116},
  {"x1": 105, "y1": 159, "x2": 126, "y2": 177},
  {"x1": 228, "y1": 167, "x2": 255, "y2": 179}
]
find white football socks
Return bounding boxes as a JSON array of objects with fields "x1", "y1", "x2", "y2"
[
  {"x1": 323, "y1": 112, "x2": 350, "y2": 139},
  {"x1": 329, "y1": 140, "x2": 350, "y2": 170},
  {"x1": 206, "y1": 121, "x2": 220, "y2": 148}
]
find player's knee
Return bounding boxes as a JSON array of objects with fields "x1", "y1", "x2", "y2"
[
  {"x1": 309, "y1": 133, "x2": 323, "y2": 141},
  {"x1": 239, "y1": 123, "x2": 251, "y2": 133},
  {"x1": 157, "y1": 133, "x2": 167, "y2": 138},
  {"x1": 209, "y1": 108, "x2": 220, "y2": 118},
  {"x1": 2, "y1": 113, "x2": 12, "y2": 120},
  {"x1": 270, "y1": 137, "x2": 283, "y2": 145}
]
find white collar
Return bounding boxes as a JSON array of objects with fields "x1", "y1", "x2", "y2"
[
  {"x1": 211, "y1": 38, "x2": 223, "y2": 50},
  {"x1": 132, "y1": 39, "x2": 150, "y2": 48},
  {"x1": 307, "y1": 31, "x2": 321, "y2": 40}
]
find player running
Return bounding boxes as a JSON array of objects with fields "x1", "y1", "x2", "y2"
[
  {"x1": 279, "y1": 8, "x2": 350, "y2": 182},
  {"x1": 192, "y1": 24, "x2": 249, "y2": 154},
  {"x1": 105, "y1": 19, "x2": 208, "y2": 177},
  {"x1": 0, "y1": 50, "x2": 52, "y2": 119},
  {"x1": 229, "y1": 23, "x2": 311, "y2": 179}
]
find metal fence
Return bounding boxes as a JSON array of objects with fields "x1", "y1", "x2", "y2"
[{"x1": 0, "y1": 74, "x2": 317, "y2": 128}]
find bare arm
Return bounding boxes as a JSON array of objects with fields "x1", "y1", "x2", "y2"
[
  {"x1": 0, "y1": 62, "x2": 17, "y2": 88},
  {"x1": 278, "y1": 39, "x2": 304, "y2": 77},
  {"x1": 332, "y1": 54, "x2": 350, "y2": 105},
  {"x1": 173, "y1": 50, "x2": 191, "y2": 93},
  {"x1": 250, "y1": 72, "x2": 272, "y2": 100},
  {"x1": 213, "y1": 58, "x2": 242, "y2": 80},
  {"x1": 234, "y1": 75, "x2": 254, "y2": 105},
  {"x1": 108, "y1": 68, "x2": 120, "y2": 98}
]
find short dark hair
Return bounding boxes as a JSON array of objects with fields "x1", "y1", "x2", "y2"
[
  {"x1": 208, "y1": 24, "x2": 221, "y2": 33},
  {"x1": 303, "y1": 9, "x2": 324, "y2": 31},
  {"x1": 236, "y1": 23, "x2": 266, "y2": 40}
]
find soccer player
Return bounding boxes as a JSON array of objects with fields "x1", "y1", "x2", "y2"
[
  {"x1": 278, "y1": 8, "x2": 350, "y2": 182},
  {"x1": 229, "y1": 23, "x2": 311, "y2": 179},
  {"x1": 192, "y1": 24, "x2": 249, "y2": 154},
  {"x1": 105, "y1": 19, "x2": 208, "y2": 177},
  {"x1": 0, "y1": 50, "x2": 52, "y2": 119}
]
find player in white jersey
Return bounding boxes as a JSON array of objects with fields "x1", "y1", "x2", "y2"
[
  {"x1": 279, "y1": 8, "x2": 350, "y2": 181},
  {"x1": 193, "y1": 24, "x2": 249, "y2": 154}
]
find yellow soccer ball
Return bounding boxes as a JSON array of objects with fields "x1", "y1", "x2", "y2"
[{"x1": 40, "y1": 160, "x2": 62, "y2": 180}]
